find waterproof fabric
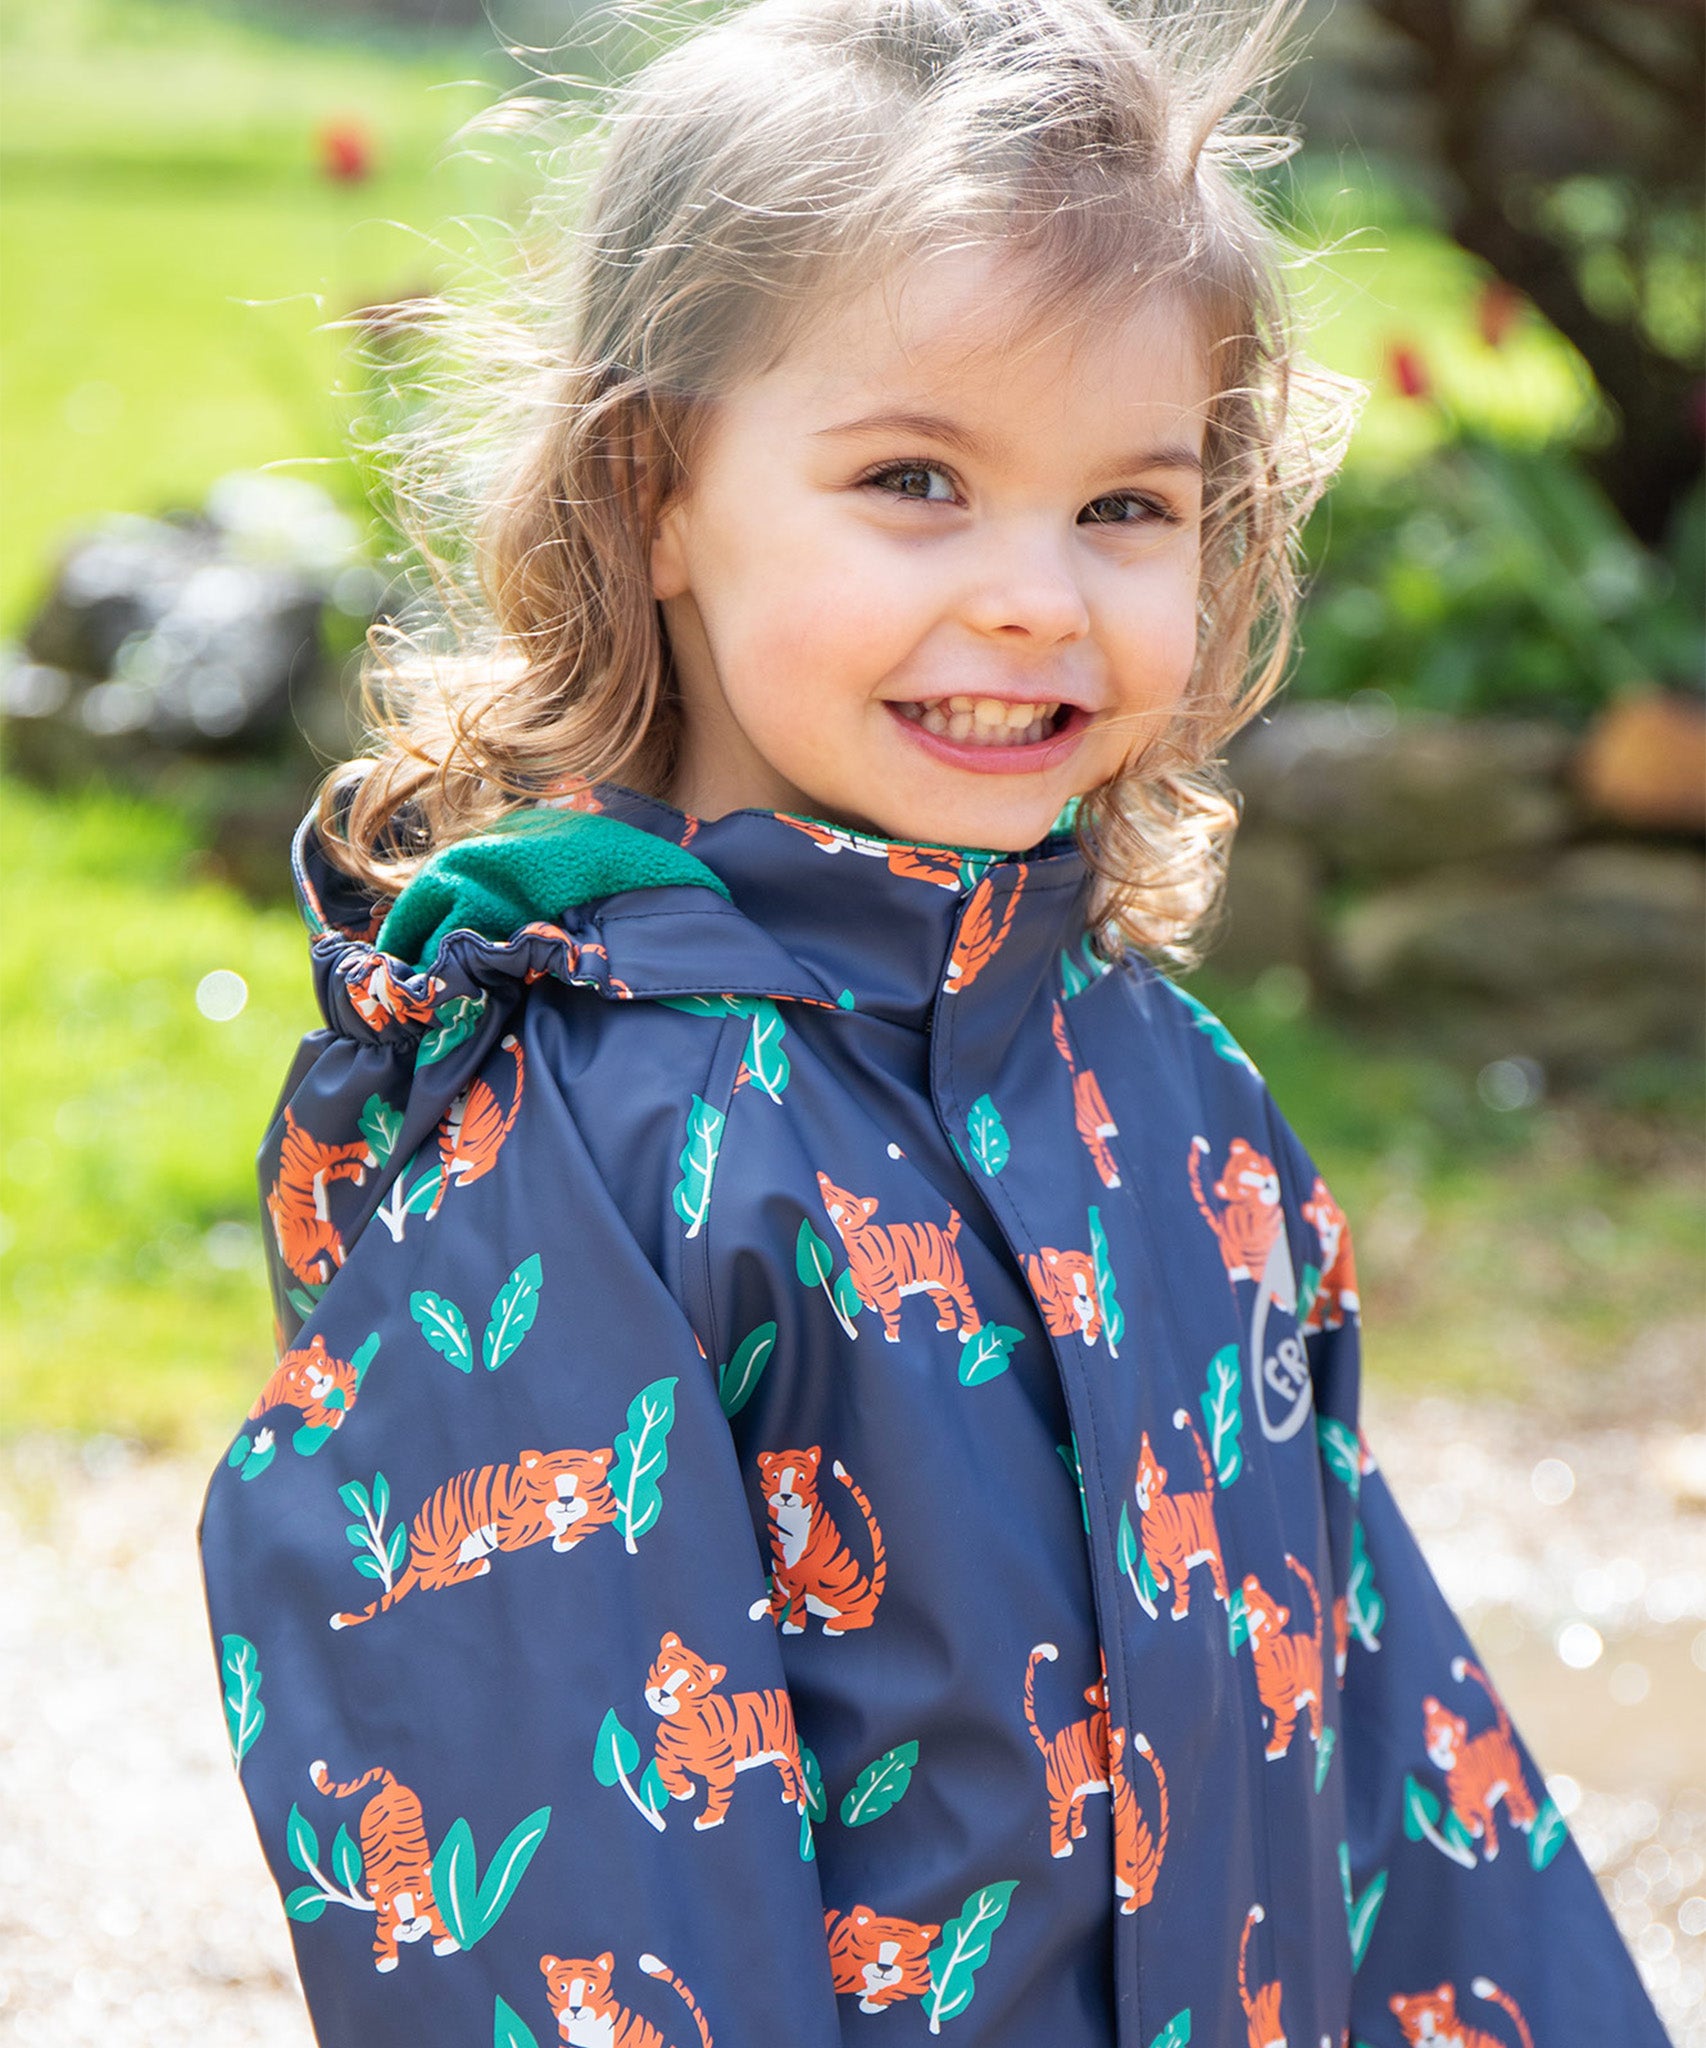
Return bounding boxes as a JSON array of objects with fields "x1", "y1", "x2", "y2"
[{"x1": 200, "y1": 785, "x2": 1662, "y2": 2048}]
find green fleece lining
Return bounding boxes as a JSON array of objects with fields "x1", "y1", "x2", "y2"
[{"x1": 377, "y1": 808, "x2": 731, "y2": 969}]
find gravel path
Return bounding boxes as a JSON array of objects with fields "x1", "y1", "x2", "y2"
[{"x1": 2, "y1": 1386, "x2": 1702, "y2": 2047}]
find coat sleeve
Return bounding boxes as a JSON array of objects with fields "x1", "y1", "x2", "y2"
[
  {"x1": 1287, "y1": 1136, "x2": 1667, "y2": 2045},
  {"x1": 199, "y1": 944, "x2": 841, "y2": 2047}
]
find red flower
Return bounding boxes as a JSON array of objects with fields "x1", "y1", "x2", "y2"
[
  {"x1": 318, "y1": 118, "x2": 374, "y2": 184},
  {"x1": 1387, "y1": 342, "x2": 1431, "y2": 401},
  {"x1": 1475, "y1": 279, "x2": 1523, "y2": 349}
]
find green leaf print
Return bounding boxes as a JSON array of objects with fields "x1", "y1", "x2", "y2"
[
  {"x1": 358, "y1": 1094, "x2": 403, "y2": 1166},
  {"x1": 1338, "y1": 1841, "x2": 1386, "y2": 1968},
  {"x1": 593, "y1": 1709, "x2": 666, "y2": 1831},
  {"x1": 1087, "y1": 1206, "x2": 1124, "y2": 1359},
  {"x1": 1199, "y1": 1344, "x2": 1244, "y2": 1486},
  {"x1": 839, "y1": 1741, "x2": 919, "y2": 1827},
  {"x1": 796, "y1": 1219, "x2": 834, "y2": 1287},
  {"x1": 671, "y1": 1095, "x2": 724, "y2": 1239},
  {"x1": 832, "y1": 1267, "x2": 863, "y2": 1327},
  {"x1": 611, "y1": 1377, "x2": 678, "y2": 1555},
  {"x1": 1295, "y1": 1261, "x2": 1322, "y2": 1329},
  {"x1": 658, "y1": 993, "x2": 756, "y2": 1019},
  {"x1": 227, "y1": 1431, "x2": 275, "y2": 1482},
  {"x1": 1056, "y1": 1438, "x2": 1090, "y2": 1533},
  {"x1": 418, "y1": 992, "x2": 487, "y2": 1068},
  {"x1": 718, "y1": 1321, "x2": 778, "y2": 1419},
  {"x1": 482, "y1": 1254, "x2": 543, "y2": 1371},
  {"x1": 1401, "y1": 1774, "x2": 1477, "y2": 1868},
  {"x1": 1117, "y1": 1505, "x2": 1160, "y2": 1619},
  {"x1": 431, "y1": 1809, "x2": 549, "y2": 1951},
  {"x1": 1226, "y1": 1583, "x2": 1251, "y2": 1656},
  {"x1": 925, "y1": 1880, "x2": 1018, "y2": 2033},
  {"x1": 958, "y1": 1323, "x2": 1024, "y2": 1387},
  {"x1": 351, "y1": 1332, "x2": 381, "y2": 1390},
  {"x1": 1314, "y1": 1726, "x2": 1337, "y2": 1794},
  {"x1": 1148, "y1": 2014, "x2": 1192, "y2": 2048},
  {"x1": 285, "y1": 1284, "x2": 321, "y2": 1322},
  {"x1": 494, "y1": 1995, "x2": 541, "y2": 2048},
  {"x1": 286, "y1": 1803, "x2": 320, "y2": 1877},
  {"x1": 1528, "y1": 1797, "x2": 1568, "y2": 1871},
  {"x1": 284, "y1": 1886, "x2": 329, "y2": 1923},
  {"x1": 1345, "y1": 1520, "x2": 1385, "y2": 1651},
  {"x1": 1060, "y1": 947, "x2": 1091, "y2": 999},
  {"x1": 1317, "y1": 1416, "x2": 1362, "y2": 1501},
  {"x1": 797, "y1": 1219, "x2": 860, "y2": 1339},
  {"x1": 220, "y1": 1634, "x2": 264, "y2": 1769},
  {"x1": 411, "y1": 1290, "x2": 473, "y2": 1373},
  {"x1": 801, "y1": 1743, "x2": 828, "y2": 1823},
  {"x1": 331, "y1": 1823, "x2": 363, "y2": 1895},
  {"x1": 745, "y1": 1002, "x2": 791, "y2": 1102},
  {"x1": 1163, "y1": 983, "x2": 1258, "y2": 1074},
  {"x1": 965, "y1": 1095, "x2": 1010, "y2": 1176}
]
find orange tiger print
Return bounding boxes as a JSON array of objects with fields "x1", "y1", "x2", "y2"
[
  {"x1": 645, "y1": 1631, "x2": 805, "y2": 1831},
  {"x1": 1390, "y1": 1978, "x2": 1535, "y2": 2048},
  {"x1": 344, "y1": 955, "x2": 441, "y2": 1033},
  {"x1": 1188, "y1": 1136, "x2": 1283, "y2": 1284},
  {"x1": 308, "y1": 1761, "x2": 457, "y2": 1973},
  {"x1": 1241, "y1": 1554, "x2": 1325, "y2": 1762},
  {"x1": 1422, "y1": 1657, "x2": 1540, "y2": 1862},
  {"x1": 246, "y1": 1333, "x2": 358, "y2": 1433},
  {"x1": 1238, "y1": 1904, "x2": 1286, "y2": 2048},
  {"x1": 427, "y1": 1033, "x2": 525, "y2": 1216},
  {"x1": 1332, "y1": 1594, "x2": 1350, "y2": 1684},
  {"x1": 758, "y1": 1447, "x2": 887, "y2": 1636},
  {"x1": 943, "y1": 868, "x2": 1026, "y2": 994},
  {"x1": 330, "y1": 1446, "x2": 616, "y2": 1629},
  {"x1": 817, "y1": 1171, "x2": 981, "y2": 1344},
  {"x1": 540, "y1": 1949, "x2": 713, "y2": 2048},
  {"x1": 825, "y1": 1905, "x2": 940, "y2": 2012},
  {"x1": 1051, "y1": 1000, "x2": 1121, "y2": 1188},
  {"x1": 1109, "y1": 1723, "x2": 1169, "y2": 1915},
  {"x1": 1023, "y1": 1244, "x2": 1104, "y2": 1347},
  {"x1": 887, "y1": 844, "x2": 966, "y2": 890},
  {"x1": 266, "y1": 1107, "x2": 374, "y2": 1287},
  {"x1": 1133, "y1": 1411, "x2": 1229, "y2": 1620},
  {"x1": 1023, "y1": 1643, "x2": 1113, "y2": 1859},
  {"x1": 1301, "y1": 1177, "x2": 1360, "y2": 1332}
]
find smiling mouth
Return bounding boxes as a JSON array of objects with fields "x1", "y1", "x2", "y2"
[{"x1": 891, "y1": 694, "x2": 1071, "y2": 747}]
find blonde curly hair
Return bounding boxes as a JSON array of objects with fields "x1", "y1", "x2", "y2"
[{"x1": 324, "y1": 0, "x2": 1360, "y2": 965}]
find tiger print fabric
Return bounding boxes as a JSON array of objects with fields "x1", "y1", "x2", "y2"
[{"x1": 201, "y1": 787, "x2": 1664, "y2": 2047}]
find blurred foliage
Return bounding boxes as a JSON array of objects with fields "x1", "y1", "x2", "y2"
[
  {"x1": 1296, "y1": 440, "x2": 1705, "y2": 721},
  {"x1": 0, "y1": 0, "x2": 513, "y2": 623}
]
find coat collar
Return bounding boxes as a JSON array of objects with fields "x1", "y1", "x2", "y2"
[{"x1": 298, "y1": 786, "x2": 1100, "y2": 1033}]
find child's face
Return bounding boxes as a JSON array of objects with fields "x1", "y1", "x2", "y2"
[{"x1": 651, "y1": 247, "x2": 1210, "y2": 851}]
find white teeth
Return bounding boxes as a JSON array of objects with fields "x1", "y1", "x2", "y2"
[{"x1": 895, "y1": 696, "x2": 1063, "y2": 747}]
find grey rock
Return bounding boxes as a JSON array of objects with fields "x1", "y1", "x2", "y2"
[{"x1": 1229, "y1": 703, "x2": 1575, "y2": 875}]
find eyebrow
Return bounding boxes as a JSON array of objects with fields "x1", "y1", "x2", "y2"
[{"x1": 814, "y1": 409, "x2": 1205, "y2": 477}]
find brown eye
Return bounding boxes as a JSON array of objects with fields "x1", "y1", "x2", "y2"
[
  {"x1": 866, "y1": 462, "x2": 957, "y2": 503},
  {"x1": 1081, "y1": 493, "x2": 1167, "y2": 526}
]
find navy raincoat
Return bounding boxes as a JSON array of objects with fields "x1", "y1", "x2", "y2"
[{"x1": 200, "y1": 785, "x2": 1663, "y2": 2048}]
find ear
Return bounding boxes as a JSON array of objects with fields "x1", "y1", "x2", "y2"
[
  {"x1": 708, "y1": 1662, "x2": 726, "y2": 1685},
  {"x1": 598, "y1": 1953, "x2": 615, "y2": 1974},
  {"x1": 540, "y1": 1955, "x2": 561, "y2": 1977},
  {"x1": 660, "y1": 1630, "x2": 681, "y2": 1651}
]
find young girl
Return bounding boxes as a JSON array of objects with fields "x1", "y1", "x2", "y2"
[{"x1": 200, "y1": 2, "x2": 1665, "y2": 2042}]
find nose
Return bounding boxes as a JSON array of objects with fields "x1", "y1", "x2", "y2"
[{"x1": 959, "y1": 522, "x2": 1090, "y2": 645}]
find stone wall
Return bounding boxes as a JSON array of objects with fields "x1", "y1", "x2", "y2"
[{"x1": 1214, "y1": 696, "x2": 1706, "y2": 1089}]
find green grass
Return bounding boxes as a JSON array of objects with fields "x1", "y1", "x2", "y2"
[{"x1": 0, "y1": 778, "x2": 311, "y2": 1450}]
